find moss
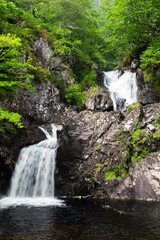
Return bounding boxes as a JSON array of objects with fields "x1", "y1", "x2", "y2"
[
  {"x1": 143, "y1": 69, "x2": 160, "y2": 94},
  {"x1": 131, "y1": 129, "x2": 142, "y2": 143},
  {"x1": 116, "y1": 128, "x2": 130, "y2": 146},
  {"x1": 95, "y1": 163, "x2": 103, "y2": 173},
  {"x1": 135, "y1": 117, "x2": 140, "y2": 128},
  {"x1": 89, "y1": 177, "x2": 95, "y2": 183},
  {"x1": 104, "y1": 165, "x2": 127, "y2": 181},
  {"x1": 127, "y1": 102, "x2": 140, "y2": 114},
  {"x1": 153, "y1": 130, "x2": 160, "y2": 139},
  {"x1": 87, "y1": 86, "x2": 101, "y2": 98},
  {"x1": 95, "y1": 146, "x2": 101, "y2": 151},
  {"x1": 154, "y1": 115, "x2": 160, "y2": 129},
  {"x1": 104, "y1": 171, "x2": 116, "y2": 181}
]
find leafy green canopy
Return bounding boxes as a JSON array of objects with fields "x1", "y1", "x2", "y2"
[
  {"x1": 0, "y1": 34, "x2": 35, "y2": 95},
  {"x1": 0, "y1": 33, "x2": 36, "y2": 130},
  {"x1": 36, "y1": 0, "x2": 108, "y2": 75},
  {"x1": 0, "y1": 0, "x2": 111, "y2": 106},
  {"x1": 101, "y1": 0, "x2": 160, "y2": 64}
]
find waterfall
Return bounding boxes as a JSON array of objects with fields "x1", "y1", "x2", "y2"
[
  {"x1": 104, "y1": 70, "x2": 138, "y2": 110},
  {"x1": 0, "y1": 124, "x2": 64, "y2": 207}
]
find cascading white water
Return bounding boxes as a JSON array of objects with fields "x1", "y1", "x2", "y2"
[
  {"x1": 104, "y1": 70, "x2": 138, "y2": 111},
  {"x1": 9, "y1": 124, "x2": 57, "y2": 197},
  {"x1": 0, "y1": 124, "x2": 64, "y2": 207}
]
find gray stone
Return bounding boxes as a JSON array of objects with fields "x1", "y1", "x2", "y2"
[
  {"x1": 34, "y1": 38, "x2": 75, "y2": 86},
  {"x1": 85, "y1": 86, "x2": 113, "y2": 111}
]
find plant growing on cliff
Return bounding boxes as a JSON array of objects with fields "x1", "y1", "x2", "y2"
[
  {"x1": 0, "y1": 109, "x2": 22, "y2": 132},
  {"x1": 0, "y1": 33, "x2": 36, "y2": 130},
  {"x1": 65, "y1": 83, "x2": 85, "y2": 107},
  {"x1": 127, "y1": 102, "x2": 140, "y2": 115},
  {"x1": 104, "y1": 165, "x2": 127, "y2": 181},
  {"x1": 0, "y1": 34, "x2": 35, "y2": 96}
]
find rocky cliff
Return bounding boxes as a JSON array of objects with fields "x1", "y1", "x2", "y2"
[
  {"x1": 55, "y1": 102, "x2": 160, "y2": 201},
  {"x1": 0, "y1": 38, "x2": 160, "y2": 201}
]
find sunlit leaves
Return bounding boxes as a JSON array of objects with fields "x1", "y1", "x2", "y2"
[
  {"x1": 101, "y1": 0, "x2": 160, "y2": 59},
  {"x1": 0, "y1": 33, "x2": 36, "y2": 128},
  {"x1": 141, "y1": 37, "x2": 160, "y2": 70},
  {"x1": 0, "y1": 34, "x2": 36, "y2": 94},
  {"x1": 0, "y1": 108, "x2": 23, "y2": 128}
]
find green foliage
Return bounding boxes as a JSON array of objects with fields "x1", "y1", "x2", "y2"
[
  {"x1": 95, "y1": 163, "x2": 103, "y2": 173},
  {"x1": 104, "y1": 170, "x2": 116, "y2": 181},
  {"x1": 141, "y1": 37, "x2": 160, "y2": 70},
  {"x1": 154, "y1": 115, "x2": 160, "y2": 129},
  {"x1": 131, "y1": 129, "x2": 142, "y2": 143},
  {"x1": 101, "y1": 0, "x2": 160, "y2": 67},
  {"x1": 125, "y1": 126, "x2": 160, "y2": 164},
  {"x1": 65, "y1": 84, "x2": 86, "y2": 107},
  {"x1": 0, "y1": 33, "x2": 36, "y2": 130},
  {"x1": 0, "y1": 108, "x2": 23, "y2": 132},
  {"x1": 127, "y1": 102, "x2": 140, "y2": 114},
  {"x1": 0, "y1": 34, "x2": 35, "y2": 97},
  {"x1": 141, "y1": 38, "x2": 160, "y2": 93},
  {"x1": 95, "y1": 146, "x2": 101, "y2": 151},
  {"x1": 104, "y1": 165, "x2": 127, "y2": 181}
]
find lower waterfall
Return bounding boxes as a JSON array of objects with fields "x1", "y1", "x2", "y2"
[
  {"x1": 104, "y1": 70, "x2": 138, "y2": 110},
  {"x1": 0, "y1": 124, "x2": 64, "y2": 207}
]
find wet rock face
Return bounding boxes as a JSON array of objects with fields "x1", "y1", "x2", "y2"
[
  {"x1": 136, "y1": 68, "x2": 157, "y2": 104},
  {"x1": 1, "y1": 94, "x2": 160, "y2": 200},
  {"x1": 96, "y1": 70, "x2": 105, "y2": 87},
  {"x1": 10, "y1": 81, "x2": 64, "y2": 123},
  {"x1": 131, "y1": 59, "x2": 140, "y2": 70},
  {"x1": 85, "y1": 86, "x2": 113, "y2": 111}
]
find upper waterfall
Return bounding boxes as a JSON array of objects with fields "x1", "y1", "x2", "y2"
[{"x1": 104, "y1": 70, "x2": 138, "y2": 111}]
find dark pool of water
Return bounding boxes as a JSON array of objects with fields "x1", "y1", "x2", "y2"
[{"x1": 0, "y1": 198, "x2": 160, "y2": 240}]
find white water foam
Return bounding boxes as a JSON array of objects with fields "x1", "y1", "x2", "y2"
[
  {"x1": 104, "y1": 70, "x2": 138, "y2": 110},
  {"x1": 0, "y1": 197, "x2": 65, "y2": 208},
  {"x1": 0, "y1": 124, "x2": 64, "y2": 208}
]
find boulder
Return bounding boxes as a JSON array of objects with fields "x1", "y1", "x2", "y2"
[
  {"x1": 85, "y1": 86, "x2": 113, "y2": 111},
  {"x1": 110, "y1": 153, "x2": 160, "y2": 201},
  {"x1": 131, "y1": 59, "x2": 140, "y2": 69}
]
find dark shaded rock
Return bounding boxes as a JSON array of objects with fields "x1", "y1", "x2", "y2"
[
  {"x1": 2, "y1": 81, "x2": 65, "y2": 124},
  {"x1": 85, "y1": 86, "x2": 113, "y2": 111},
  {"x1": 131, "y1": 59, "x2": 140, "y2": 70},
  {"x1": 113, "y1": 67, "x2": 125, "y2": 77},
  {"x1": 96, "y1": 70, "x2": 105, "y2": 87},
  {"x1": 115, "y1": 98, "x2": 126, "y2": 110},
  {"x1": 138, "y1": 81, "x2": 157, "y2": 105},
  {"x1": 136, "y1": 68, "x2": 144, "y2": 83},
  {"x1": 136, "y1": 68, "x2": 157, "y2": 104}
]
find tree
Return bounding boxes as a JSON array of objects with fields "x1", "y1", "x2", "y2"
[
  {"x1": 101, "y1": 0, "x2": 160, "y2": 62},
  {"x1": 0, "y1": 33, "x2": 35, "y2": 96},
  {"x1": 0, "y1": 33, "x2": 36, "y2": 130}
]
